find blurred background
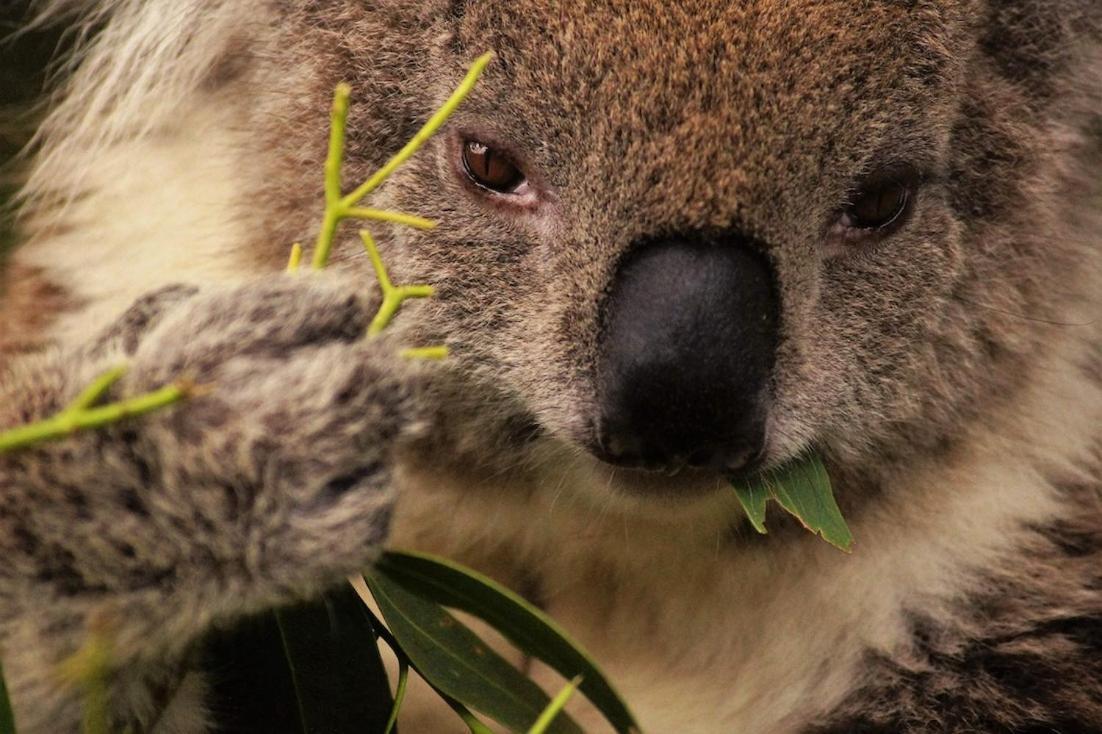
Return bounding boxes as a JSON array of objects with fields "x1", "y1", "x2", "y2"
[{"x1": 0, "y1": 1, "x2": 68, "y2": 257}]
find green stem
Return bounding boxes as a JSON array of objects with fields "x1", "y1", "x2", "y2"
[
  {"x1": 310, "y1": 54, "x2": 492, "y2": 271},
  {"x1": 0, "y1": 383, "x2": 191, "y2": 454},
  {"x1": 287, "y1": 243, "x2": 304, "y2": 272},
  {"x1": 400, "y1": 346, "x2": 449, "y2": 361},
  {"x1": 311, "y1": 83, "x2": 352, "y2": 270},
  {"x1": 325, "y1": 84, "x2": 351, "y2": 208},
  {"x1": 528, "y1": 677, "x2": 583, "y2": 734},
  {"x1": 63, "y1": 365, "x2": 128, "y2": 415},
  {"x1": 361, "y1": 231, "x2": 436, "y2": 336},
  {"x1": 361, "y1": 229, "x2": 395, "y2": 292},
  {"x1": 382, "y1": 659, "x2": 409, "y2": 734},
  {"x1": 342, "y1": 52, "x2": 494, "y2": 209},
  {"x1": 346, "y1": 208, "x2": 437, "y2": 231},
  {"x1": 311, "y1": 208, "x2": 344, "y2": 271},
  {"x1": 58, "y1": 632, "x2": 112, "y2": 734}
]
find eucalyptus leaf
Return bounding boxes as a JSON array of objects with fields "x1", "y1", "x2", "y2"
[
  {"x1": 437, "y1": 693, "x2": 496, "y2": 734},
  {"x1": 204, "y1": 584, "x2": 392, "y2": 734},
  {"x1": 375, "y1": 551, "x2": 639, "y2": 734},
  {"x1": 0, "y1": 657, "x2": 15, "y2": 734},
  {"x1": 732, "y1": 476, "x2": 770, "y2": 535},
  {"x1": 272, "y1": 584, "x2": 394, "y2": 734},
  {"x1": 732, "y1": 453, "x2": 854, "y2": 552},
  {"x1": 367, "y1": 572, "x2": 583, "y2": 734}
]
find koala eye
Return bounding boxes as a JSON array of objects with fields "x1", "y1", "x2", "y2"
[
  {"x1": 461, "y1": 140, "x2": 527, "y2": 194},
  {"x1": 839, "y1": 180, "x2": 912, "y2": 233}
]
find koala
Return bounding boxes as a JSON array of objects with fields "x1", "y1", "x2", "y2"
[{"x1": 1, "y1": 0, "x2": 1100, "y2": 732}]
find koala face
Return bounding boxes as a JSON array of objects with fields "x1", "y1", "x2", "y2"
[{"x1": 263, "y1": 0, "x2": 1094, "y2": 502}]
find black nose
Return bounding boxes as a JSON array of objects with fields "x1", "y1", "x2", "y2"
[{"x1": 595, "y1": 231, "x2": 779, "y2": 472}]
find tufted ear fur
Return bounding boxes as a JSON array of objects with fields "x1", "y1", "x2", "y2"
[{"x1": 22, "y1": 0, "x2": 264, "y2": 207}]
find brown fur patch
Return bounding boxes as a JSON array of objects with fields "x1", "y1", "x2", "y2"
[{"x1": 0, "y1": 262, "x2": 75, "y2": 359}]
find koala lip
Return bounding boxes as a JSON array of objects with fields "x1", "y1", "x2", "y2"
[
  {"x1": 593, "y1": 230, "x2": 779, "y2": 479},
  {"x1": 590, "y1": 428, "x2": 767, "y2": 476}
]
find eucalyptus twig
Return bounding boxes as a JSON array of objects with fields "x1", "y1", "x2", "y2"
[
  {"x1": 309, "y1": 52, "x2": 494, "y2": 271},
  {"x1": 382, "y1": 659, "x2": 409, "y2": 734},
  {"x1": 287, "y1": 242, "x2": 304, "y2": 272},
  {"x1": 362, "y1": 604, "x2": 414, "y2": 734},
  {"x1": 399, "y1": 346, "x2": 450, "y2": 361},
  {"x1": 346, "y1": 209, "x2": 437, "y2": 231},
  {"x1": 0, "y1": 374, "x2": 196, "y2": 455},
  {"x1": 57, "y1": 630, "x2": 113, "y2": 734},
  {"x1": 63, "y1": 364, "x2": 128, "y2": 414},
  {"x1": 528, "y1": 677, "x2": 584, "y2": 734},
  {"x1": 360, "y1": 230, "x2": 436, "y2": 336}
]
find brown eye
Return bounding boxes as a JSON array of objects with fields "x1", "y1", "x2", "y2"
[
  {"x1": 462, "y1": 141, "x2": 526, "y2": 193},
  {"x1": 843, "y1": 180, "x2": 911, "y2": 231}
]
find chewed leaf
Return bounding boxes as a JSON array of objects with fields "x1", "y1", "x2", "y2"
[
  {"x1": 730, "y1": 453, "x2": 854, "y2": 552},
  {"x1": 0, "y1": 657, "x2": 16, "y2": 734},
  {"x1": 732, "y1": 477, "x2": 771, "y2": 535},
  {"x1": 766, "y1": 454, "x2": 854, "y2": 552}
]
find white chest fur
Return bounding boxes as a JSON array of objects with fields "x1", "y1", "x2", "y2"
[{"x1": 387, "y1": 352, "x2": 1097, "y2": 733}]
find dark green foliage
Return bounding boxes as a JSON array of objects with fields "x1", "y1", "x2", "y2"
[
  {"x1": 369, "y1": 572, "x2": 583, "y2": 734},
  {"x1": 0, "y1": 656, "x2": 15, "y2": 734},
  {"x1": 203, "y1": 586, "x2": 393, "y2": 734},
  {"x1": 375, "y1": 551, "x2": 639, "y2": 734}
]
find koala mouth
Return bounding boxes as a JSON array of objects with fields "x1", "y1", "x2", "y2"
[
  {"x1": 587, "y1": 460, "x2": 739, "y2": 502},
  {"x1": 588, "y1": 230, "x2": 780, "y2": 481}
]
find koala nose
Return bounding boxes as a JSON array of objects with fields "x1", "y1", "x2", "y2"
[{"x1": 595, "y1": 232, "x2": 779, "y2": 473}]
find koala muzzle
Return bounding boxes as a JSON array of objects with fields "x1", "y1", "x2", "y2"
[{"x1": 595, "y1": 232, "x2": 779, "y2": 474}]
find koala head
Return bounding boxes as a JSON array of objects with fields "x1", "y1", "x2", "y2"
[{"x1": 249, "y1": 0, "x2": 1100, "y2": 504}]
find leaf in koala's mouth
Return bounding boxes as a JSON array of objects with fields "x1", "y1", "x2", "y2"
[{"x1": 731, "y1": 453, "x2": 854, "y2": 552}]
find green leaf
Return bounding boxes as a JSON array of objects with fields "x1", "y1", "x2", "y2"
[
  {"x1": 0, "y1": 657, "x2": 16, "y2": 734},
  {"x1": 732, "y1": 453, "x2": 854, "y2": 552},
  {"x1": 733, "y1": 477, "x2": 770, "y2": 535},
  {"x1": 366, "y1": 572, "x2": 583, "y2": 734},
  {"x1": 268, "y1": 583, "x2": 394, "y2": 734},
  {"x1": 437, "y1": 693, "x2": 496, "y2": 734},
  {"x1": 271, "y1": 585, "x2": 393, "y2": 733},
  {"x1": 375, "y1": 551, "x2": 639, "y2": 734}
]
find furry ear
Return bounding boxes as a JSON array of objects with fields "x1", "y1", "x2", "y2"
[{"x1": 23, "y1": 0, "x2": 264, "y2": 205}]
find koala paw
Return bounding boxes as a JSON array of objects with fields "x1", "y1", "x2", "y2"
[
  {"x1": 0, "y1": 273, "x2": 433, "y2": 734},
  {"x1": 3, "y1": 273, "x2": 431, "y2": 641},
  {"x1": 119, "y1": 274, "x2": 426, "y2": 584}
]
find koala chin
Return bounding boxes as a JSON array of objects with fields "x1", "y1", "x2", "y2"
[{"x1": 2, "y1": 1, "x2": 1101, "y2": 732}]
